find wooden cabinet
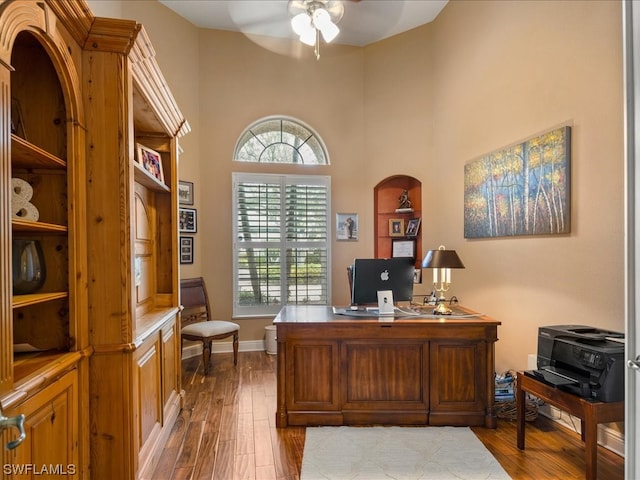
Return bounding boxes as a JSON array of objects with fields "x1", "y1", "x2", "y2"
[
  {"x1": 0, "y1": 3, "x2": 187, "y2": 477},
  {"x1": 83, "y1": 17, "x2": 189, "y2": 480},
  {"x1": 374, "y1": 175, "x2": 422, "y2": 269},
  {"x1": 3, "y1": 370, "x2": 78, "y2": 477},
  {"x1": 0, "y1": 2, "x2": 90, "y2": 476},
  {"x1": 275, "y1": 306, "x2": 499, "y2": 428}
]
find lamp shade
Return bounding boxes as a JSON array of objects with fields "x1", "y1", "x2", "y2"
[{"x1": 422, "y1": 246, "x2": 465, "y2": 269}]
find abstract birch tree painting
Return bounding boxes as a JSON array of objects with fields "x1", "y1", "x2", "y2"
[{"x1": 464, "y1": 126, "x2": 571, "y2": 238}]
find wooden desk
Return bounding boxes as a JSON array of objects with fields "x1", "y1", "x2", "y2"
[
  {"x1": 516, "y1": 371, "x2": 624, "y2": 480},
  {"x1": 274, "y1": 305, "x2": 501, "y2": 428}
]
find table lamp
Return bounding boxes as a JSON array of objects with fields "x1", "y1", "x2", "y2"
[{"x1": 421, "y1": 245, "x2": 465, "y2": 315}]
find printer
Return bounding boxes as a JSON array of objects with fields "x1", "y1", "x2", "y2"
[{"x1": 525, "y1": 325, "x2": 625, "y2": 402}]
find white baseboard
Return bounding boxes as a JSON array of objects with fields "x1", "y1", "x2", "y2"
[
  {"x1": 181, "y1": 340, "x2": 267, "y2": 360},
  {"x1": 538, "y1": 404, "x2": 624, "y2": 457}
]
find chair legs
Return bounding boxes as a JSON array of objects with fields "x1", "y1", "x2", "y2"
[
  {"x1": 202, "y1": 340, "x2": 212, "y2": 375},
  {"x1": 232, "y1": 331, "x2": 239, "y2": 366},
  {"x1": 182, "y1": 333, "x2": 240, "y2": 374}
]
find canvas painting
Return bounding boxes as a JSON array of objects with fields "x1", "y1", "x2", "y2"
[{"x1": 464, "y1": 126, "x2": 571, "y2": 238}]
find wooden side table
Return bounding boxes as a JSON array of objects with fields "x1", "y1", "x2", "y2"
[{"x1": 516, "y1": 371, "x2": 624, "y2": 480}]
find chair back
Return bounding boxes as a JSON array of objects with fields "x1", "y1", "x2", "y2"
[
  {"x1": 347, "y1": 265, "x2": 354, "y2": 302},
  {"x1": 180, "y1": 277, "x2": 211, "y2": 328}
]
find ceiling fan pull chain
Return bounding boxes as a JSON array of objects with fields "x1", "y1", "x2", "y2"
[{"x1": 315, "y1": 28, "x2": 321, "y2": 60}]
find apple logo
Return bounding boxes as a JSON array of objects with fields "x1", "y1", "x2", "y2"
[{"x1": 380, "y1": 270, "x2": 389, "y2": 281}]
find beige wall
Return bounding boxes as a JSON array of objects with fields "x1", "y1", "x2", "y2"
[
  {"x1": 428, "y1": 0, "x2": 623, "y2": 372},
  {"x1": 89, "y1": 0, "x2": 624, "y2": 373}
]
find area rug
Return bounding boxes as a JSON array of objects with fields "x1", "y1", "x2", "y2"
[{"x1": 300, "y1": 426, "x2": 511, "y2": 480}]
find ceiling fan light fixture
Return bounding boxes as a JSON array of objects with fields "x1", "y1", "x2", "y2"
[
  {"x1": 288, "y1": 0, "x2": 344, "y2": 59},
  {"x1": 311, "y1": 7, "x2": 330, "y2": 27},
  {"x1": 299, "y1": 28, "x2": 316, "y2": 46},
  {"x1": 291, "y1": 12, "x2": 311, "y2": 36},
  {"x1": 319, "y1": 20, "x2": 339, "y2": 43}
]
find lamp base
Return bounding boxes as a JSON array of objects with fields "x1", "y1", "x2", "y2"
[{"x1": 433, "y1": 302, "x2": 452, "y2": 315}]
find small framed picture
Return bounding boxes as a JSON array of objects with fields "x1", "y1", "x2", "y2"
[
  {"x1": 336, "y1": 213, "x2": 358, "y2": 241},
  {"x1": 392, "y1": 238, "x2": 416, "y2": 259},
  {"x1": 136, "y1": 143, "x2": 165, "y2": 183},
  {"x1": 414, "y1": 268, "x2": 422, "y2": 284},
  {"x1": 389, "y1": 218, "x2": 405, "y2": 237},
  {"x1": 178, "y1": 180, "x2": 194, "y2": 205},
  {"x1": 179, "y1": 207, "x2": 197, "y2": 233},
  {"x1": 406, "y1": 218, "x2": 421, "y2": 237},
  {"x1": 180, "y1": 236, "x2": 194, "y2": 264}
]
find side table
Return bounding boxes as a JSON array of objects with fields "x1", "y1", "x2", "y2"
[{"x1": 516, "y1": 371, "x2": 623, "y2": 480}]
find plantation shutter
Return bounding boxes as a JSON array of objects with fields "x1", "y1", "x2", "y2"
[{"x1": 233, "y1": 173, "x2": 331, "y2": 316}]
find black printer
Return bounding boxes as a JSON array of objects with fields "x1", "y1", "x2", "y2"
[{"x1": 525, "y1": 325, "x2": 625, "y2": 402}]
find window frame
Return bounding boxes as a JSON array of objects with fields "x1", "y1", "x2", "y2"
[
  {"x1": 232, "y1": 172, "x2": 332, "y2": 317},
  {"x1": 233, "y1": 115, "x2": 330, "y2": 165}
]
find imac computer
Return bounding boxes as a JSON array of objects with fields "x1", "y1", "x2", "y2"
[{"x1": 350, "y1": 257, "x2": 415, "y2": 306}]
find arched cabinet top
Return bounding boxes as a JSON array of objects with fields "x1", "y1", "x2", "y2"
[{"x1": 0, "y1": 0, "x2": 87, "y2": 127}]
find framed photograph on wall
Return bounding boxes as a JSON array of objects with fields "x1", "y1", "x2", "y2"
[
  {"x1": 336, "y1": 213, "x2": 358, "y2": 241},
  {"x1": 389, "y1": 218, "x2": 405, "y2": 237},
  {"x1": 179, "y1": 207, "x2": 197, "y2": 233},
  {"x1": 392, "y1": 238, "x2": 416, "y2": 259},
  {"x1": 136, "y1": 143, "x2": 164, "y2": 183},
  {"x1": 178, "y1": 180, "x2": 194, "y2": 205},
  {"x1": 180, "y1": 236, "x2": 194, "y2": 264}
]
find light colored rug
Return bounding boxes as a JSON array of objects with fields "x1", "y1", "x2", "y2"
[{"x1": 300, "y1": 426, "x2": 512, "y2": 480}]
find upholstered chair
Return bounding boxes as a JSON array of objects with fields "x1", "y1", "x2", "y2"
[{"x1": 180, "y1": 277, "x2": 239, "y2": 374}]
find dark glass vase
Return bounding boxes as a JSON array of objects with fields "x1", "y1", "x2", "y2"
[{"x1": 12, "y1": 239, "x2": 46, "y2": 295}]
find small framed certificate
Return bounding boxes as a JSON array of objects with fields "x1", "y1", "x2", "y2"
[{"x1": 392, "y1": 239, "x2": 416, "y2": 259}]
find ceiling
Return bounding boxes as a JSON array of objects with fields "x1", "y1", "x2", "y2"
[{"x1": 158, "y1": 0, "x2": 448, "y2": 47}]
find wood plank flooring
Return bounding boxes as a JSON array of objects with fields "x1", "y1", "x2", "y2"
[{"x1": 151, "y1": 351, "x2": 624, "y2": 479}]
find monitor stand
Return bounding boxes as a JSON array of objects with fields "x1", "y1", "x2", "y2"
[{"x1": 377, "y1": 290, "x2": 395, "y2": 316}]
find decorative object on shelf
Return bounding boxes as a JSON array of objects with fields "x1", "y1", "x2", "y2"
[
  {"x1": 392, "y1": 238, "x2": 416, "y2": 259},
  {"x1": 136, "y1": 143, "x2": 165, "y2": 183},
  {"x1": 179, "y1": 207, "x2": 197, "y2": 233},
  {"x1": 178, "y1": 180, "x2": 194, "y2": 205},
  {"x1": 388, "y1": 218, "x2": 404, "y2": 237},
  {"x1": 12, "y1": 239, "x2": 46, "y2": 295},
  {"x1": 336, "y1": 213, "x2": 358, "y2": 241},
  {"x1": 180, "y1": 236, "x2": 194, "y2": 264},
  {"x1": 405, "y1": 218, "x2": 421, "y2": 237},
  {"x1": 421, "y1": 245, "x2": 465, "y2": 315},
  {"x1": 413, "y1": 268, "x2": 422, "y2": 284},
  {"x1": 10, "y1": 97, "x2": 26, "y2": 139},
  {"x1": 396, "y1": 189, "x2": 413, "y2": 213},
  {"x1": 289, "y1": 0, "x2": 343, "y2": 60},
  {"x1": 11, "y1": 178, "x2": 39, "y2": 221},
  {"x1": 464, "y1": 125, "x2": 571, "y2": 238}
]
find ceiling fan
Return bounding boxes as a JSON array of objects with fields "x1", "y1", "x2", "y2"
[{"x1": 287, "y1": 0, "x2": 359, "y2": 59}]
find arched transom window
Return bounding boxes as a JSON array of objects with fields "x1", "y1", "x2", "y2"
[{"x1": 234, "y1": 116, "x2": 329, "y2": 165}]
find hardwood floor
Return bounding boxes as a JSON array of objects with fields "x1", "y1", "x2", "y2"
[{"x1": 151, "y1": 351, "x2": 624, "y2": 479}]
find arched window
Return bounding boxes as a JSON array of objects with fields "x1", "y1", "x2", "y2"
[
  {"x1": 232, "y1": 117, "x2": 332, "y2": 317},
  {"x1": 233, "y1": 116, "x2": 329, "y2": 165}
]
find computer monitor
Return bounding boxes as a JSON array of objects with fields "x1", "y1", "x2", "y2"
[{"x1": 350, "y1": 257, "x2": 415, "y2": 305}]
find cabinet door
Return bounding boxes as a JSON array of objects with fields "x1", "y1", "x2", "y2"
[
  {"x1": 2, "y1": 370, "x2": 78, "y2": 478},
  {"x1": 135, "y1": 335, "x2": 162, "y2": 457},
  {"x1": 342, "y1": 340, "x2": 429, "y2": 408},
  {"x1": 285, "y1": 340, "x2": 340, "y2": 411},
  {"x1": 429, "y1": 340, "x2": 487, "y2": 426}
]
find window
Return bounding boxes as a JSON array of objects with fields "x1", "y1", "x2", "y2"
[
  {"x1": 233, "y1": 173, "x2": 331, "y2": 316},
  {"x1": 233, "y1": 116, "x2": 329, "y2": 165}
]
